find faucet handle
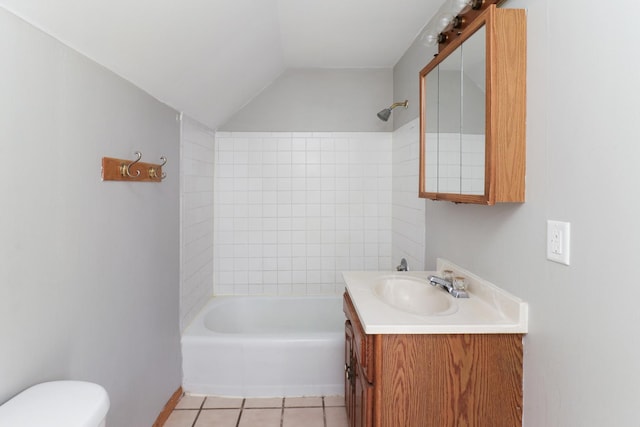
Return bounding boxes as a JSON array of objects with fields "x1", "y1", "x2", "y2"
[{"x1": 396, "y1": 258, "x2": 408, "y2": 271}]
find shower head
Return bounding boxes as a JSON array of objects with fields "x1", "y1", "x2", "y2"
[
  {"x1": 376, "y1": 100, "x2": 408, "y2": 122},
  {"x1": 377, "y1": 108, "x2": 392, "y2": 122}
]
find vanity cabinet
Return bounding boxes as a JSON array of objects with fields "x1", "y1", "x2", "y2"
[
  {"x1": 343, "y1": 291, "x2": 523, "y2": 427},
  {"x1": 419, "y1": 5, "x2": 526, "y2": 204},
  {"x1": 345, "y1": 320, "x2": 373, "y2": 427}
]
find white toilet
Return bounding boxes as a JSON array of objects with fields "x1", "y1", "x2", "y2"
[{"x1": 0, "y1": 380, "x2": 110, "y2": 427}]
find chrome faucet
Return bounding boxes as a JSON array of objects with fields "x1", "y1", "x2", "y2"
[
  {"x1": 427, "y1": 275, "x2": 469, "y2": 298},
  {"x1": 396, "y1": 258, "x2": 408, "y2": 271}
]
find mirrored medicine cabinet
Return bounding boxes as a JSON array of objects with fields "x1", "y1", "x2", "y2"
[{"x1": 419, "y1": 5, "x2": 526, "y2": 205}]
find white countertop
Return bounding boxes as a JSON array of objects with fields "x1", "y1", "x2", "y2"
[{"x1": 343, "y1": 260, "x2": 528, "y2": 334}]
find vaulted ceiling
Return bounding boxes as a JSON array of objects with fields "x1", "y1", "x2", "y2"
[{"x1": 0, "y1": 0, "x2": 440, "y2": 128}]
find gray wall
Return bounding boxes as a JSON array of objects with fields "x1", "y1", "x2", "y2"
[
  {"x1": 392, "y1": 32, "x2": 437, "y2": 131},
  {"x1": 220, "y1": 68, "x2": 395, "y2": 132},
  {"x1": 395, "y1": 0, "x2": 640, "y2": 425},
  {"x1": 0, "y1": 9, "x2": 181, "y2": 427}
]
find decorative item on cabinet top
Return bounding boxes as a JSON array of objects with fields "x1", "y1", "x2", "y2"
[
  {"x1": 101, "y1": 151, "x2": 167, "y2": 182},
  {"x1": 420, "y1": 0, "x2": 506, "y2": 50}
]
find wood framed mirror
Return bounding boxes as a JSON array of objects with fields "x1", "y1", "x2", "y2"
[{"x1": 419, "y1": 5, "x2": 526, "y2": 205}]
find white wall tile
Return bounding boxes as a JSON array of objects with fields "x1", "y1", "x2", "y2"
[
  {"x1": 181, "y1": 116, "x2": 215, "y2": 330},
  {"x1": 213, "y1": 131, "x2": 392, "y2": 295},
  {"x1": 391, "y1": 118, "x2": 426, "y2": 272}
]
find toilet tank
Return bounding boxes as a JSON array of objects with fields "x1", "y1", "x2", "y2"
[{"x1": 0, "y1": 381, "x2": 110, "y2": 427}]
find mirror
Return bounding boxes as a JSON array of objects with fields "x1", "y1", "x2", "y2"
[
  {"x1": 419, "y1": 5, "x2": 526, "y2": 205},
  {"x1": 421, "y1": 26, "x2": 486, "y2": 197},
  {"x1": 461, "y1": 26, "x2": 485, "y2": 195},
  {"x1": 437, "y1": 43, "x2": 462, "y2": 194}
]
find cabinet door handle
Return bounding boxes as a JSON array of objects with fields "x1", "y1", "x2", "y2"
[
  {"x1": 345, "y1": 363, "x2": 356, "y2": 385},
  {"x1": 345, "y1": 363, "x2": 353, "y2": 380}
]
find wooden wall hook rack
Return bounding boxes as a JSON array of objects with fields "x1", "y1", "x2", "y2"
[{"x1": 102, "y1": 151, "x2": 167, "y2": 182}]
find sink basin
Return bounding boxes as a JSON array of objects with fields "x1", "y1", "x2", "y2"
[{"x1": 373, "y1": 275, "x2": 457, "y2": 316}]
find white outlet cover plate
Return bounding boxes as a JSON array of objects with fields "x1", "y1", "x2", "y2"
[{"x1": 547, "y1": 220, "x2": 570, "y2": 265}]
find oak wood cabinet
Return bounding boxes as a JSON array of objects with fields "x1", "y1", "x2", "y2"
[
  {"x1": 345, "y1": 303, "x2": 374, "y2": 427},
  {"x1": 419, "y1": 5, "x2": 526, "y2": 204},
  {"x1": 343, "y1": 291, "x2": 523, "y2": 427}
]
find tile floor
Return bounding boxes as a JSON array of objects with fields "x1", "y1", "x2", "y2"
[{"x1": 165, "y1": 394, "x2": 348, "y2": 427}]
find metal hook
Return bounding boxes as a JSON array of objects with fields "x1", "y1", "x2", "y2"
[
  {"x1": 120, "y1": 151, "x2": 142, "y2": 178},
  {"x1": 159, "y1": 156, "x2": 167, "y2": 179}
]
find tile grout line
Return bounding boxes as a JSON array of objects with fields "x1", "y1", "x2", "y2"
[
  {"x1": 322, "y1": 396, "x2": 327, "y2": 427},
  {"x1": 234, "y1": 398, "x2": 246, "y2": 427},
  {"x1": 190, "y1": 397, "x2": 206, "y2": 427}
]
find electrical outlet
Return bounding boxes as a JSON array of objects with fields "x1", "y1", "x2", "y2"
[{"x1": 547, "y1": 220, "x2": 570, "y2": 265}]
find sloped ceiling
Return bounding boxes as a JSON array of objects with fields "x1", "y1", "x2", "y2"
[{"x1": 0, "y1": 0, "x2": 440, "y2": 129}]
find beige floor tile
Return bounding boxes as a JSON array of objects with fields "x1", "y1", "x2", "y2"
[
  {"x1": 194, "y1": 409, "x2": 240, "y2": 427},
  {"x1": 285, "y1": 396, "x2": 323, "y2": 407},
  {"x1": 283, "y1": 407, "x2": 324, "y2": 427},
  {"x1": 164, "y1": 410, "x2": 198, "y2": 427},
  {"x1": 238, "y1": 408, "x2": 282, "y2": 427},
  {"x1": 324, "y1": 395, "x2": 345, "y2": 407},
  {"x1": 175, "y1": 395, "x2": 205, "y2": 409},
  {"x1": 202, "y1": 396, "x2": 244, "y2": 409},
  {"x1": 325, "y1": 406, "x2": 349, "y2": 427},
  {"x1": 244, "y1": 397, "x2": 284, "y2": 408}
]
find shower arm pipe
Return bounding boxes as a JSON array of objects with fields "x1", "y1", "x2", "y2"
[{"x1": 389, "y1": 100, "x2": 409, "y2": 110}]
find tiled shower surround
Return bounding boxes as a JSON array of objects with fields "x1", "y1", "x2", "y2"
[
  {"x1": 213, "y1": 131, "x2": 392, "y2": 295},
  {"x1": 180, "y1": 116, "x2": 216, "y2": 329},
  {"x1": 391, "y1": 119, "x2": 425, "y2": 271}
]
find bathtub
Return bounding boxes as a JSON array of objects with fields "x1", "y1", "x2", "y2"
[{"x1": 181, "y1": 295, "x2": 345, "y2": 397}]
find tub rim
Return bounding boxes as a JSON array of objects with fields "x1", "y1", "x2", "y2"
[{"x1": 182, "y1": 294, "x2": 345, "y2": 339}]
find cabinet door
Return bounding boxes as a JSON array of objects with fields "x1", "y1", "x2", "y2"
[
  {"x1": 354, "y1": 364, "x2": 373, "y2": 427},
  {"x1": 437, "y1": 44, "x2": 463, "y2": 195},
  {"x1": 345, "y1": 321, "x2": 356, "y2": 427},
  {"x1": 460, "y1": 25, "x2": 486, "y2": 195},
  {"x1": 422, "y1": 57, "x2": 439, "y2": 194}
]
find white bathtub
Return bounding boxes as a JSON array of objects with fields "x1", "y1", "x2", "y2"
[{"x1": 181, "y1": 295, "x2": 345, "y2": 397}]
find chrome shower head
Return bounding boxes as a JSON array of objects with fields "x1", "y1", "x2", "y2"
[{"x1": 376, "y1": 100, "x2": 408, "y2": 122}]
